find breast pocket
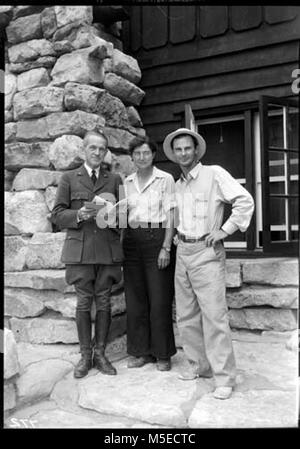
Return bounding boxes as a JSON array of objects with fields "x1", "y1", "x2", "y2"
[{"x1": 193, "y1": 193, "x2": 208, "y2": 220}]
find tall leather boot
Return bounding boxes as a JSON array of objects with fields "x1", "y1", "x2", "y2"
[
  {"x1": 93, "y1": 310, "x2": 117, "y2": 375},
  {"x1": 74, "y1": 310, "x2": 93, "y2": 378}
]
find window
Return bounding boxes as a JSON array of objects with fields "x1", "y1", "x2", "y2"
[{"x1": 185, "y1": 95, "x2": 299, "y2": 255}]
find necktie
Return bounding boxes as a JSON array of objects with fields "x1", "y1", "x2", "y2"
[{"x1": 91, "y1": 169, "x2": 97, "y2": 185}]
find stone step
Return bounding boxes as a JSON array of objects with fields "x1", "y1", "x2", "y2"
[
  {"x1": 242, "y1": 258, "x2": 298, "y2": 286},
  {"x1": 229, "y1": 308, "x2": 297, "y2": 332},
  {"x1": 226, "y1": 286, "x2": 298, "y2": 309}
]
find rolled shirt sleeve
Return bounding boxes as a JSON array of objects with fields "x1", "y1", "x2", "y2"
[{"x1": 214, "y1": 166, "x2": 255, "y2": 234}]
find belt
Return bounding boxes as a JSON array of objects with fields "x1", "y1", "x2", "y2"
[
  {"x1": 177, "y1": 232, "x2": 207, "y2": 243},
  {"x1": 129, "y1": 221, "x2": 164, "y2": 229}
]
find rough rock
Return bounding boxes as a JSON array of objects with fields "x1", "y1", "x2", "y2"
[
  {"x1": 45, "y1": 186, "x2": 57, "y2": 211},
  {"x1": 12, "y1": 169, "x2": 62, "y2": 191},
  {"x1": 54, "y1": 6, "x2": 93, "y2": 29},
  {"x1": 5, "y1": 110, "x2": 13, "y2": 123},
  {"x1": 127, "y1": 106, "x2": 143, "y2": 127},
  {"x1": 48, "y1": 135, "x2": 84, "y2": 170},
  {"x1": 4, "y1": 328, "x2": 20, "y2": 379},
  {"x1": 5, "y1": 122, "x2": 17, "y2": 142},
  {"x1": 9, "y1": 56, "x2": 57, "y2": 74},
  {"x1": 103, "y1": 72, "x2": 145, "y2": 106},
  {"x1": 5, "y1": 190, "x2": 52, "y2": 235},
  {"x1": 229, "y1": 308, "x2": 297, "y2": 331},
  {"x1": 226, "y1": 260, "x2": 242, "y2": 287},
  {"x1": 16, "y1": 117, "x2": 49, "y2": 141},
  {"x1": 285, "y1": 330, "x2": 299, "y2": 352},
  {"x1": 50, "y1": 45, "x2": 107, "y2": 86},
  {"x1": 16, "y1": 359, "x2": 73, "y2": 405},
  {"x1": 78, "y1": 352, "x2": 197, "y2": 427},
  {"x1": 5, "y1": 72, "x2": 17, "y2": 110},
  {"x1": 4, "y1": 383, "x2": 16, "y2": 412},
  {"x1": 112, "y1": 48, "x2": 142, "y2": 84},
  {"x1": 41, "y1": 7, "x2": 57, "y2": 39},
  {"x1": 188, "y1": 389, "x2": 297, "y2": 428},
  {"x1": 13, "y1": 5, "x2": 45, "y2": 20},
  {"x1": 64, "y1": 82, "x2": 100, "y2": 113},
  {"x1": 5, "y1": 289, "x2": 45, "y2": 319},
  {"x1": 13, "y1": 86, "x2": 64, "y2": 120},
  {"x1": 17, "y1": 67, "x2": 50, "y2": 92},
  {"x1": 47, "y1": 110, "x2": 106, "y2": 139},
  {"x1": 5, "y1": 142, "x2": 51, "y2": 171},
  {"x1": 4, "y1": 170, "x2": 16, "y2": 191},
  {"x1": 105, "y1": 127, "x2": 136, "y2": 152},
  {"x1": 96, "y1": 91, "x2": 129, "y2": 129},
  {"x1": 242, "y1": 258, "x2": 298, "y2": 286},
  {"x1": 6, "y1": 14, "x2": 42, "y2": 45},
  {"x1": 227, "y1": 286, "x2": 298, "y2": 309},
  {"x1": 53, "y1": 24, "x2": 114, "y2": 55},
  {"x1": 25, "y1": 232, "x2": 65, "y2": 269},
  {"x1": 110, "y1": 154, "x2": 135, "y2": 178},
  {"x1": 43, "y1": 294, "x2": 77, "y2": 319},
  {"x1": 4, "y1": 235, "x2": 28, "y2": 271},
  {"x1": 4, "y1": 270, "x2": 73, "y2": 293},
  {"x1": 10, "y1": 314, "x2": 78, "y2": 344},
  {"x1": 8, "y1": 39, "x2": 56, "y2": 64}
]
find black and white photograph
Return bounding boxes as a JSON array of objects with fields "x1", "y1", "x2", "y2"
[{"x1": 2, "y1": 1, "x2": 299, "y2": 434}]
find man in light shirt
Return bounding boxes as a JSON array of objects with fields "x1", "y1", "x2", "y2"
[{"x1": 163, "y1": 128, "x2": 254, "y2": 399}]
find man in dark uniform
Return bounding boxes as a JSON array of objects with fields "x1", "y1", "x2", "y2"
[{"x1": 51, "y1": 131, "x2": 124, "y2": 378}]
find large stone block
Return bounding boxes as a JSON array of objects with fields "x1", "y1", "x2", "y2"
[
  {"x1": 4, "y1": 383, "x2": 16, "y2": 412},
  {"x1": 5, "y1": 190, "x2": 52, "y2": 235},
  {"x1": 6, "y1": 14, "x2": 42, "y2": 45},
  {"x1": 64, "y1": 82, "x2": 100, "y2": 113},
  {"x1": 110, "y1": 154, "x2": 135, "y2": 178},
  {"x1": 17, "y1": 67, "x2": 50, "y2": 92},
  {"x1": 5, "y1": 288, "x2": 46, "y2": 318},
  {"x1": 45, "y1": 186, "x2": 57, "y2": 211},
  {"x1": 10, "y1": 314, "x2": 78, "y2": 344},
  {"x1": 16, "y1": 117, "x2": 50, "y2": 141},
  {"x1": 105, "y1": 127, "x2": 135, "y2": 152},
  {"x1": 13, "y1": 86, "x2": 64, "y2": 120},
  {"x1": 50, "y1": 45, "x2": 107, "y2": 86},
  {"x1": 25, "y1": 232, "x2": 65, "y2": 269},
  {"x1": 96, "y1": 91, "x2": 129, "y2": 129},
  {"x1": 8, "y1": 39, "x2": 56, "y2": 64},
  {"x1": 4, "y1": 328, "x2": 20, "y2": 379},
  {"x1": 5, "y1": 110, "x2": 13, "y2": 123},
  {"x1": 127, "y1": 106, "x2": 143, "y2": 127},
  {"x1": 229, "y1": 308, "x2": 297, "y2": 331},
  {"x1": 16, "y1": 359, "x2": 73, "y2": 405},
  {"x1": 54, "y1": 6, "x2": 93, "y2": 28},
  {"x1": 13, "y1": 5, "x2": 45, "y2": 20},
  {"x1": 225, "y1": 260, "x2": 242, "y2": 287},
  {"x1": 9, "y1": 56, "x2": 57, "y2": 74},
  {"x1": 4, "y1": 235, "x2": 28, "y2": 271},
  {"x1": 43, "y1": 294, "x2": 77, "y2": 319},
  {"x1": 242, "y1": 258, "x2": 298, "y2": 286},
  {"x1": 112, "y1": 48, "x2": 141, "y2": 84},
  {"x1": 48, "y1": 135, "x2": 84, "y2": 170},
  {"x1": 5, "y1": 142, "x2": 51, "y2": 171},
  {"x1": 41, "y1": 7, "x2": 57, "y2": 39},
  {"x1": 103, "y1": 72, "x2": 145, "y2": 106},
  {"x1": 5, "y1": 73, "x2": 17, "y2": 110},
  {"x1": 46, "y1": 110, "x2": 106, "y2": 139},
  {"x1": 227, "y1": 286, "x2": 298, "y2": 309},
  {"x1": 5, "y1": 123, "x2": 17, "y2": 142},
  {"x1": 12, "y1": 169, "x2": 62, "y2": 191},
  {"x1": 4, "y1": 270, "x2": 74, "y2": 293}
]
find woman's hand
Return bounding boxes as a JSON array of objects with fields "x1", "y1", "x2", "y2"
[{"x1": 157, "y1": 248, "x2": 170, "y2": 270}]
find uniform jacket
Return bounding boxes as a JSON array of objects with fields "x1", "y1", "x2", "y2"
[{"x1": 51, "y1": 164, "x2": 124, "y2": 265}]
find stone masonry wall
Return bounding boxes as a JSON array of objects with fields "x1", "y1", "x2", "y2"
[{"x1": 4, "y1": 5, "x2": 144, "y2": 350}]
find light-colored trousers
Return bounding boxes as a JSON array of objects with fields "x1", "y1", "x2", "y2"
[{"x1": 175, "y1": 240, "x2": 236, "y2": 387}]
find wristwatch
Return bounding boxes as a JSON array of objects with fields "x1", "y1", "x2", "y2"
[{"x1": 162, "y1": 246, "x2": 171, "y2": 252}]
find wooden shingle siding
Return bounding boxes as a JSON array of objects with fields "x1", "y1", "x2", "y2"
[{"x1": 123, "y1": 5, "x2": 300, "y2": 162}]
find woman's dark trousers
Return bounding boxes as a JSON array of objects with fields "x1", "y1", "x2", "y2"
[{"x1": 123, "y1": 226, "x2": 176, "y2": 359}]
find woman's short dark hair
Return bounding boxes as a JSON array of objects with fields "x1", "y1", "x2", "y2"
[
  {"x1": 170, "y1": 133, "x2": 198, "y2": 150},
  {"x1": 129, "y1": 136, "x2": 158, "y2": 156}
]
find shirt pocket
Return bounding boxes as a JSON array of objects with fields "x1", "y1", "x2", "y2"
[{"x1": 193, "y1": 193, "x2": 208, "y2": 220}]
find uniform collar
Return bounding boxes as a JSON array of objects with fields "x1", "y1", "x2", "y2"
[{"x1": 84, "y1": 162, "x2": 100, "y2": 178}]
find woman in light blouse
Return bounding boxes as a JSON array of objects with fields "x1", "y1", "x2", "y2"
[{"x1": 123, "y1": 136, "x2": 177, "y2": 371}]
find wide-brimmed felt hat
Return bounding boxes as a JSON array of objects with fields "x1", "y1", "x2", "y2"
[{"x1": 163, "y1": 128, "x2": 206, "y2": 163}]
